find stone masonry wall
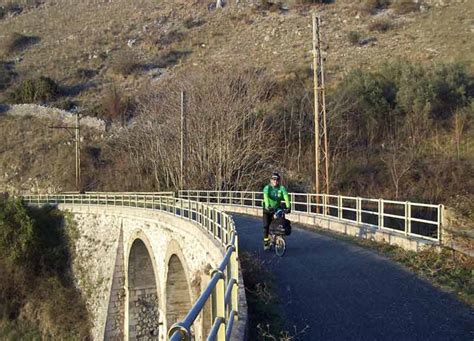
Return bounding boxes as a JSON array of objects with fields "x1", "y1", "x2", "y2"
[{"x1": 58, "y1": 204, "x2": 226, "y2": 340}]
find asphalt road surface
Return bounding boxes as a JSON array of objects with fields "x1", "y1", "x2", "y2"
[{"x1": 233, "y1": 214, "x2": 473, "y2": 341}]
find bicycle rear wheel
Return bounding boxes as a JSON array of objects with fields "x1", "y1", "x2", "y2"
[{"x1": 275, "y1": 236, "x2": 286, "y2": 257}]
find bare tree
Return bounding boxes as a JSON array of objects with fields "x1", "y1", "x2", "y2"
[
  {"x1": 381, "y1": 137, "x2": 418, "y2": 199},
  {"x1": 118, "y1": 65, "x2": 277, "y2": 191}
]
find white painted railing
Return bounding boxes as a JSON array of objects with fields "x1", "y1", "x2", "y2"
[
  {"x1": 21, "y1": 193, "x2": 239, "y2": 341},
  {"x1": 178, "y1": 190, "x2": 443, "y2": 242}
]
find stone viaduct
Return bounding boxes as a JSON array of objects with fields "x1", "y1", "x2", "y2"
[{"x1": 54, "y1": 203, "x2": 245, "y2": 341}]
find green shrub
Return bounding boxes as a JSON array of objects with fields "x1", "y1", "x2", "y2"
[
  {"x1": 0, "y1": 197, "x2": 91, "y2": 338},
  {"x1": 385, "y1": 62, "x2": 473, "y2": 121},
  {"x1": 368, "y1": 19, "x2": 392, "y2": 32},
  {"x1": 0, "y1": 198, "x2": 36, "y2": 267},
  {"x1": 347, "y1": 31, "x2": 361, "y2": 45},
  {"x1": 7, "y1": 76, "x2": 60, "y2": 103}
]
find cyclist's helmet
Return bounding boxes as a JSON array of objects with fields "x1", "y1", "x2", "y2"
[{"x1": 271, "y1": 172, "x2": 280, "y2": 180}]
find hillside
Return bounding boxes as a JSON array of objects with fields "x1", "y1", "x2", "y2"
[
  {"x1": 0, "y1": 0, "x2": 472, "y2": 111},
  {"x1": 0, "y1": 0, "x2": 473, "y2": 240}
]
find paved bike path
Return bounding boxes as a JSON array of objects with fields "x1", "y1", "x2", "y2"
[{"x1": 233, "y1": 214, "x2": 473, "y2": 341}]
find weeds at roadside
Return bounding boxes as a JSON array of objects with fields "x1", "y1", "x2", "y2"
[{"x1": 240, "y1": 251, "x2": 311, "y2": 340}]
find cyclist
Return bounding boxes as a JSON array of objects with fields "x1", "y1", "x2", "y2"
[{"x1": 262, "y1": 172, "x2": 291, "y2": 250}]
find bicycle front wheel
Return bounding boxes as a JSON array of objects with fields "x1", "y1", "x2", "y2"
[{"x1": 275, "y1": 236, "x2": 286, "y2": 257}]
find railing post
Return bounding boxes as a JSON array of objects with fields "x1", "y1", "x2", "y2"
[
  {"x1": 438, "y1": 204, "x2": 443, "y2": 243},
  {"x1": 240, "y1": 192, "x2": 244, "y2": 206},
  {"x1": 379, "y1": 199, "x2": 384, "y2": 229},
  {"x1": 252, "y1": 192, "x2": 255, "y2": 208},
  {"x1": 211, "y1": 270, "x2": 226, "y2": 341},
  {"x1": 307, "y1": 194, "x2": 310, "y2": 214},
  {"x1": 357, "y1": 197, "x2": 361, "y2": 224},
  {"x1": 323, "y1": 195, "x2": 327, "y2": 216},
  {"x1": 338, "y1": 196, "x2": 342, "y2": 220},
  {"x1": 405, "y1": 202, "x2": 410, "y2": 236},
  {"x1": 291, "y1": 193, "x2": 295, "y2": 212},
  {"x1": 223, "y1": 218, "x2": 227, "y2": 244},
  {"x1": 212, "y1": 208, "x2": 216, "y2": 239},
  {"x1": 152, "y1": 196, "x2": 155, "y2": 210},
  {"x1": 231, "y1": 241, "x2": 239, "y2": 319}
]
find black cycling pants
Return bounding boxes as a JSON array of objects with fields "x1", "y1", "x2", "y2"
[{"x1": 262, "y1": 210, "x2": 274, "y2": 239}]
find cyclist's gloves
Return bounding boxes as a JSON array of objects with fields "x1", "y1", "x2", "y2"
[
  {"x1": 267, "y1": 207, "x2": 276, "y2": 214},
  {"x1": 284, "y1": 208, "x2": 291, "y2": 214}
]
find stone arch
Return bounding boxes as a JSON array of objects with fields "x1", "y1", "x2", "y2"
[
  {"x1": 127, "y1": 233, "x2": 161, "y2": 340},
  {"x1": 164, "y1": 240, "x2": 193, "y2": 333}
]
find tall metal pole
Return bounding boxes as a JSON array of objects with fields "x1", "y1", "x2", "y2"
[
  {"x1": 75, "y1": 111, "x2": 81, "y2": 191},
  {"x1": 312, "y1": 12, "x2": 320, "y2": 196},
  {"x1": 318, "y1": 18, "x2": 330, "y2": 195},
  {"x1": 180, "y1": 91, "x2": 186, "y2": 190}
]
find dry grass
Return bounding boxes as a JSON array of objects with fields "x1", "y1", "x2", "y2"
[
  {"x1": 361, "y1": 0, "x2": 390, "y2": 15},
  {"x1": 0, "y1": 115, "x2": 100, "y2": 193},
  {"x1": 368, "y1": 18, "x2": 392, "y2": 32},
  {"x1": 109, "y1": 50, "x2": 140, "y2": 77},
  {"x1": 0, "y1": 0, "x2": 471, "y2": 111},
  {"x1": 392, "y1": 1, "x2": 420, "y2": 14}
]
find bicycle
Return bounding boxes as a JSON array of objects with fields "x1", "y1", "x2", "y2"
[
  {"x1": 268, "y1": 231, "x2": 286, "y2": 257},
  {"x1": 266, "y1": 208, "x2": 290, "y2": 257}
]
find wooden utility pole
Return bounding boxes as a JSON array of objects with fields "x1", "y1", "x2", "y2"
[
  {"x1": 180, "y1": 91, "x2": 186, "y2": 190},
  {"x1": 312, "y1": 13, "x2": 330, "y2": 196},
  {"x1": 50, "y1": 111, "x2": 81, "y2": 191}
]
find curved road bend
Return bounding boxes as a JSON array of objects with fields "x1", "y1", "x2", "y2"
[{"x1": 233, "y1": 214, "x2": 473, "y2": 341}]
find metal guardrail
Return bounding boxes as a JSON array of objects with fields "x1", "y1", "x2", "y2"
[
  {"x1": 178, "y1": 190, "x2": 443, "y2": 242},
  {"x1": 21, "y1": 193, "x2": 239, "y2": 341}
]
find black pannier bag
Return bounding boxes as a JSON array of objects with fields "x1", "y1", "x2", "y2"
[{"x1": 270, "y1": 217, "x2": 292, "y2": 236}]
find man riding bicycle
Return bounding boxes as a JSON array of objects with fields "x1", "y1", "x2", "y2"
[{"x1": 262, "y1": 172, "x2": 291, "y2": 250}]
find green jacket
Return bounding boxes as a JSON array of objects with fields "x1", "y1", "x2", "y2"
[{"x1": 263, "y1": 184, "x2": 290, "y2": 210}]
